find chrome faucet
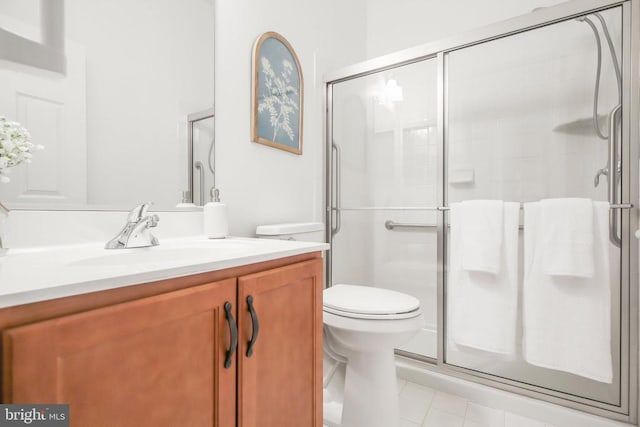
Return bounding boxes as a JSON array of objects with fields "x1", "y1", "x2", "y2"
[
  {"x1": 105, "y1": 202, "x2": 160, "y2": 249},
  {"x1": 0, "y1": 201, "x2": 8, "y2": 253}
]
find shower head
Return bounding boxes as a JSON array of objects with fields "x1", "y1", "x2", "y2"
[
  {"x1": 562, "y1": 11, "x2": 621, "y2": 141},
  {"x1": 552, "y1": 115, "x2": 607, "y2": 137}
]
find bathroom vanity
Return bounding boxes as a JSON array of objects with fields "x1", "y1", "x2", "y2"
[{"x1": 0, "y1": 238, "x2": 325, "y2": 426}]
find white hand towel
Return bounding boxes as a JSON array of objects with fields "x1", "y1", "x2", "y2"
[
  {"x1": 540, "y1": 198, "x2": 594, "y2": 278},
  {"x1": 457, "y1": 200, "x2": 504, "y2": 274},
  {"x1": 523, "y1": 201, "x2": 612, "y2": 383},
  {"x1": 448, "y1": 201, "x2": 519, "y2": 355}
]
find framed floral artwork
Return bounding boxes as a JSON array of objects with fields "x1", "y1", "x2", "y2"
[{"x1": 251, "y1": 32, "x2": 303, "y2": 155}]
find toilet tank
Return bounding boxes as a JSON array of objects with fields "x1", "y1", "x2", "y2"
[{"x1": 255, "y1": 222, "x2": 325, "y2": 242}]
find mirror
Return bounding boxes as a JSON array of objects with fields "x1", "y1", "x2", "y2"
[{"x1": 0, "y1": 0, "x2": 215, "y2": 210}]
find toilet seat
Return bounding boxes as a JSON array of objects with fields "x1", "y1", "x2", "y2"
[{"x1": 323, "y1": 284, "x2": 421, "y2": 320}]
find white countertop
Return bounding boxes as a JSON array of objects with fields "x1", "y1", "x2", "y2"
[{"x1": 0, "y1": 236, "x2": 328, "y2": 308}]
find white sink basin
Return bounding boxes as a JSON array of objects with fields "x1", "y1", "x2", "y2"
[
  {"x1": 68, "y1": 239, "x2": 256, "y2": 267},
  {"x1": 0, "y1": 235, "x2": 328, "y2": 308}
]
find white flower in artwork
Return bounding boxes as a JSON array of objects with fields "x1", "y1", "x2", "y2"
[
  {"x1": 258, "y1": 56, "x2": 299, "y2": 143},
  {"x1": 0, "y1": 116, "x2": 43, "y2": 183}
]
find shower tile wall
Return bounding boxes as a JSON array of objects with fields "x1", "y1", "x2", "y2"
[
  {"x1": 331, "y1": 59, "x2": 439, "y2": 357},
  {"x1": 447, "y1": 16, "x2": 619, "y2": 203},
  {"x1": 332, "y1": 6, "x2": 622, "y2": 364},
  {"x1": 444, "y1": 7, "x2": 623, "y2": 405},
  {"x1": 329, "y1": 1, "x2": 631, "y2": 420}
]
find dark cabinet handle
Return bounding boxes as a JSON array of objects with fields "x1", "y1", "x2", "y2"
[
  {"x1": 246, "y1": 295, "x2": 259, "y2": 357},
  {"x1": 223, "y1": 301, "x2": 237, "y2": 369}
]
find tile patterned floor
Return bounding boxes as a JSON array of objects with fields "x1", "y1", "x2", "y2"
[{"x1": 397, "y1": 379, "x2": 556, "y2": 427}]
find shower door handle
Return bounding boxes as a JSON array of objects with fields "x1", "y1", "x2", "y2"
[
  {"x1": 332, "y1": 142, "x2": 342, "y2": 236},
  {"x1": 608, "y1": 104, "x2": 622, "y2": 247}
]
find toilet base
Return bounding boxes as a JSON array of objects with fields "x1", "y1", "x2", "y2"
[
  {"x1": 323, "y1": 399, "x2": 343, "y2": 427},
  {"x1": 340, "y1": 349, "x2": 400, "y2": 427}
]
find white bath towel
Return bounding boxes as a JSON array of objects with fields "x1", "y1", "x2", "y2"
[
  {"x1": 523, "y1": 201, "x2": 612, "y2": 383},
  {"x1": 540, "y1": 198, "x2": 594, "y2": 278},
  {"x1": 448, "y1": 201, "x2": 519, "y2": 355},
  {"x1": 457, "y1": 200, "x2": 504, "y2": 274}
]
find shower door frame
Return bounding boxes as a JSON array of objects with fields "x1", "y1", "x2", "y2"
[{"x1": 324, "y1": 0, "x2": 639, "y2": 422}]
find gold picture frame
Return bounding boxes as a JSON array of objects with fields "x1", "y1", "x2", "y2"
[{"x1": 251, "y1": 32, "x2": 303, "y2": 155}]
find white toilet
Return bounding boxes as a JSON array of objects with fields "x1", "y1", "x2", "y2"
[
  {"x1": 256, "y1": 222, "x2": 424, "y2": 427},
  {"x1": 323, "y1": 284, "x2": 423, "y2": 427}
]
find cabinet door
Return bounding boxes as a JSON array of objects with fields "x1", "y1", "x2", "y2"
[
  {"x1": 3, "y1": 279, "x2": 238, "y2": 427},
  {"x1": 237, "y1": 258, "x2": 323, "y2": 427}
]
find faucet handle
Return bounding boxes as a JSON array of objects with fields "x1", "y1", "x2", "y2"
[
  {"x1": 126, "y1": 202, "x2": 153, "y2": 222},
  {"x1": 148, "y1": 214, "x2": 160, "y2": 228}
]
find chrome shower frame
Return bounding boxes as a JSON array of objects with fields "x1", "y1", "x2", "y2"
[
  {"x1": 187, "y1": 108, "x2": 215, "y2": 206},
  {"x1": 324, "y1": 0, "x2": 640, "y2": 422}
]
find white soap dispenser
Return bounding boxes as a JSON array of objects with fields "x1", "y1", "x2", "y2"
[{"x1": 204, "y1": 188, "x2": 228, "y2": 239}]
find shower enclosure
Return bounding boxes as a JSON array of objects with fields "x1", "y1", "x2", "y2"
[{"x1": 325, "y1": 0, "x2": 639, "y2": 421}]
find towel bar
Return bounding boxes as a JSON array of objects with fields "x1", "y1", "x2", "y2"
[
  {"x1": 610, "y1": 203, "x2": 634, "y2": 209},
  {"x1": 384, "y1": 220, "x2": 436, "y2": 230},
  {"x1": 439, "y1": 203, "x2": 633, "y2": 210},
  {"x1": 339, "y1": 203, "x2": 632, "y2": 212},
  {"x1": 384, "y1": 220, "x2": 526, "y2": 232},
  {"x1": 382, "y1": 204, "x2": 635, "y2": 231}
]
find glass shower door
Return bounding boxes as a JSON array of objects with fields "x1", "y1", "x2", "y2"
[
  {"x1": 330, "y1": 58, "x2": 439, "y2": 358},
  {"x1": 444, "y1": 6, "x2": 626, "y2": 407}
]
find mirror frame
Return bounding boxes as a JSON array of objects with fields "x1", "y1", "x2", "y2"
[{"x1": 0, "y1": 0, "x2": 66, "y2": 74}]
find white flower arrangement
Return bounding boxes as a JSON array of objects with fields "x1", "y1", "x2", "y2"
[{"x1": 0, "y1": 116, "x2": 43, "y2": 183}]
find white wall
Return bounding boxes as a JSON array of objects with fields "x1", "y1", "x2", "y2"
[
  {"x1": 365, "y1": 0, "x2": 568, "y2": 58},
  {"x1": 214, "y1": 0, "x2": 367, "y2": 236}
]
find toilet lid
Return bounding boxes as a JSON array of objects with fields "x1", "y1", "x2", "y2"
[{"x1": 323, "y1": 284, "x2": 420, "y2": 317}]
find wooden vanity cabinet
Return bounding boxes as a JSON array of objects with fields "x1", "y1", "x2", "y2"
[
  {"x1": 3, "y1": 278, "x2": 238, "y2": 427},
  {"x1": 237, "y1": 258, "x2": 323, "y2": 427},
  {"x1": 0, "y1": 255, "x2": 323, "y2": 427}
]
